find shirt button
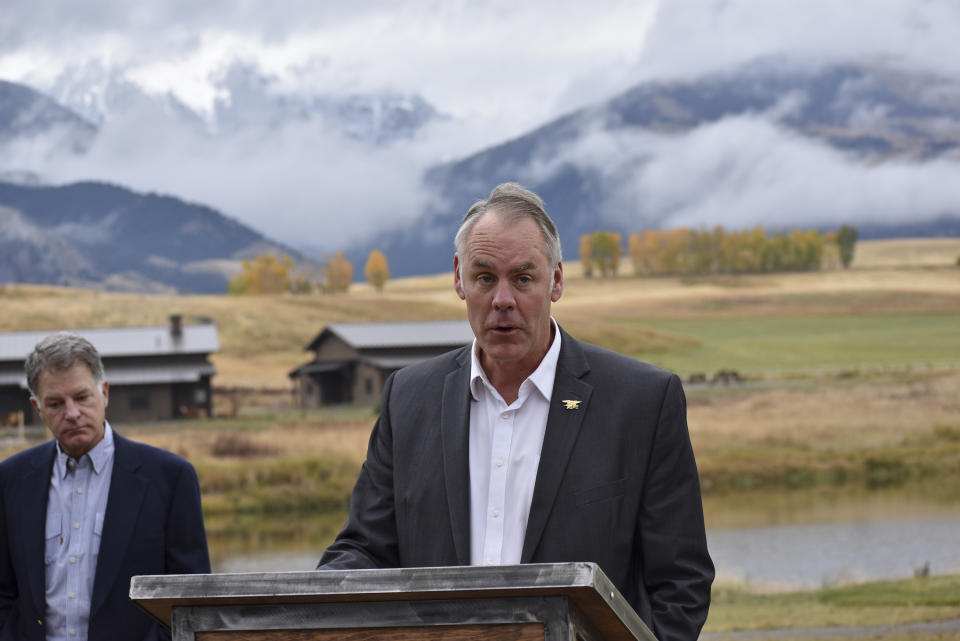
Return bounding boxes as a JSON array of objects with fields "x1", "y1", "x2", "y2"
[
  {"x1": 495, "y1": 459, "x2": 504, "y2": 467},
  {"x1": 70, "y1": 629, "x2": 77, "y2": 636},
  {"x1": 69, "y1": 592, "x2": 76, "y2": 599},
  {"x1": 492, "y1": 509, "x2": 500, "y2": 518},
  {"x1": 500, "y1": 412, "x2": 510, "y2": 420},
  {"x1": 70, "y1": 557, "x2": 77, "y2": 564},
  {"x1": 74, "y1": 523, "x2": 81, "y2": 530},
  {"x1": 77, "y1": 488, "x2": 83, "y2": 495}
]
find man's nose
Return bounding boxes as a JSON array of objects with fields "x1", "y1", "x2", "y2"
[
  {"x1": 491, "y1": 281, "x2": 516, "y2": 310},
  {"x1": 63, "y1": 399, "x2": 81, "y2": 420}
]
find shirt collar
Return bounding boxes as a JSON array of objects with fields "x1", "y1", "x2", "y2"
[
  {"x1": 470, "y1": 318, "x2": 562, "y2": 403},
  {"x1": 55, "y1": 422, "x2": 115, "y2": 477}
]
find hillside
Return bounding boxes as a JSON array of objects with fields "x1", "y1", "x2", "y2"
[
  {"x1": 355, "y1": 60, "x2": 960, "y2": 277},
  {"x1": 0, "y1": 180, "x2": 303, "y2": 293}
]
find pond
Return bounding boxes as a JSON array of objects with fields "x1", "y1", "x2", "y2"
[
  {"x1": 704, "y1": 484, "x2": 960, "y2": 589},
  {"x1": 209, "y1": 483, "x2": 960, "y2": 589}
]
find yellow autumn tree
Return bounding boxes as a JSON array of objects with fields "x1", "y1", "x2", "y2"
[
  {"x1": 324, "y1": 250, "x2": 353, "y2": 293},
  {"x1": 821, "y1": 231, "x2": 843, "y2": 271},
  {"x1": 589, "y1": 231, "x2": 622, "y2": 277},
  {"x1": 578, "y1": 234, "x2": 594, "y2": 277},
  {"x1": 228, "y1": 253, "x2": 294, "y2": 294},
  {"x1": 629, "y1": 230, "x2": 666, "y2": 275},
  {"x1": 364, "y1": 249, "x2": 391, "y2": 291}
]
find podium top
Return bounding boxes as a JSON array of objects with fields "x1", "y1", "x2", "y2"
[{"x1": 131, "y1": 562, "x2": 656, "y2": 641}]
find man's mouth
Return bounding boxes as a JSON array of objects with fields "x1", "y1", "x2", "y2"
[{"x1": 61, "y1": 425, "x2": 88, "y2": 436}]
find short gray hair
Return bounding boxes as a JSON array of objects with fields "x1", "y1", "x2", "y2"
[
  {"x1": 454, "y1": 182, "x2": 562, "y2": 267},
  {"x1": 25, "y1": 332, "x2": 105, "y2": 398}
]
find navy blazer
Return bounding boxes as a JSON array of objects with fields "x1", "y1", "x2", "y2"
[
  {"x1": 319, "y1": 328, "x2": 714, "y2": 641},
  {"x1": 0, "y1": 432, "x2": 210, "y2": 641}
]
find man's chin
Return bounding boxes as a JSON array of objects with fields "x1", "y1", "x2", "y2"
[
  {"x1": 481, "y1": 345, "x2": 526, "y2": 364},
  {"x1": 59, "y1": 429, "x2": 94, "y2": 454}
]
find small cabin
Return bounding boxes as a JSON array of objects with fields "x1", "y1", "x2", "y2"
[
  {"x1": 290, "y1": 320, "x2": 474, "y2": 407},
  {"x1": 0, "y1": 316, "x2": 219, "y2": 424}
]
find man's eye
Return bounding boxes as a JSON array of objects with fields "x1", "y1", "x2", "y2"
[
  {"x1": 477, "y1": 275, "x2": 494, "y2": 285},
  {"x1": 516, "y1": 275, "x2": 532, "y2": 285}
]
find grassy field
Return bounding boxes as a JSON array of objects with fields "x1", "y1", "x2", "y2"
[
  {"x1": 90, "y1": 369, "x2": 959, "y2": 508},
  {"x1": 3, "y1": 238, "x2": 960, "y2": 631},
  {"x1": 0, "y1": 281, "x2": 464, "y2": 388},
  {"x1": 1, "y1": 239, "x2": 958, "y2": 387},
  {"x1": 852, "y1": 237, "x2": 960, "y2": 268},
  {"x1": 631, "y1": 312, "x2": 960, "y2": 378},
  {"x1": 706, "y1": 573, "x2": 960, "y2": 633},
  {"x1": 3, "y1": 238, "x2": 959, "y2": 494}
]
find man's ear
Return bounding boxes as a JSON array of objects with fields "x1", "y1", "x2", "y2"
[
  {"x1": 453, "y1": 254, "x2": 466, "y2": 300},
  {"x1": 30, "y1": 396, "x2": 40, "y2": 412},
  {"x1": 101, "y1": 380, "x2": 109, "y2": 408},
  {"x1": 550, "y1": 261, "x2": 564, "y2": 302}
]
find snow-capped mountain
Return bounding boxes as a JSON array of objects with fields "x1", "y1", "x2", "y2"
[
  {"x1": 355, "y1": 59, "x2": 960, "y2": 277},
  {"x1": 44, "y1": 60, "x2": 441, "y2": 146}
]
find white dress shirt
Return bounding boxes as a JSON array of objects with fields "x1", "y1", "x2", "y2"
[
  {"x1": 469, "y1": 320, "x2": 561, "y2": 566},
  {"x1": 45, "y1": 423, "x2": 114, "y2": 641}
]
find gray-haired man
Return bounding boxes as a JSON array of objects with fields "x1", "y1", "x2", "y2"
[
  {"x1": 320, "y1": 183, "x2": 713, "y2": 641},
  {"x1": 0, "y1": 332, "x2": 210, "y2": 641}
]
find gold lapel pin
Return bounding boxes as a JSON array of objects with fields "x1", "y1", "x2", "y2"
[{"x1": 561, "y1": 399, "x2": 582, "y2": 410}]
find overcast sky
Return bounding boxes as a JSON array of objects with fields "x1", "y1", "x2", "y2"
[
  {"x1": 0, "y1": 1, "x2": 659, "y2": 138},
  {"x1": 2, "y1": 0, "x2": 959, "y2": 252}
]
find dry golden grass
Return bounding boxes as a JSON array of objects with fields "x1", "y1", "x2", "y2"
[
  {"x1": 687, "y1": 371, "x2": 960, "y2": 449},
  {"x1": 108, "y1": 370, "x2": 959, "y2": 477},
  {"x1": 123, "y1": 415, "x2": 374, "y2": 463},
  {"x1": 1, "y1": 238, "x2": 958, "y2": 388},
  {"x1": 853, "y1": 238, "x2": 960, "y2": 268},
  {"x1": 0, "y1": 284, "x2": 463, "y2": 387},
  {"x1": 557, "y1": 264, "x2": 960, "y2": 316}
]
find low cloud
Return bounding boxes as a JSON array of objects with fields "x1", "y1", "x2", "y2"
[
  {"x1": 555, "y1": 115, "x2": 960, "y2": 232},
  {"x1": 17, "y1": 111, "x2": 445, "y2": 253}
]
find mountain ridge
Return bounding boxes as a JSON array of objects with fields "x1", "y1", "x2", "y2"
[
  {"x1": 3, "y1": 58, "x2": 960, "y2": 289},
  {"x1": 0, "y1": 79, "x2": 96, "y2": 155},
  {"x1": 351, "y1": 59, "x2": 960, "y2": 276},
  {"x1": 0, "y1": 179, "x2": 304, "y2": 293}
]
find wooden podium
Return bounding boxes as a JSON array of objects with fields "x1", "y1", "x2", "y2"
[{"x1": 130, "y1": 562, "x2": 658, "y2": 641}]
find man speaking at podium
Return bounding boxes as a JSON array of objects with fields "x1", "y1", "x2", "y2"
[{"x1": 318, "y1": 183, "x2": 713, "y2": 641}]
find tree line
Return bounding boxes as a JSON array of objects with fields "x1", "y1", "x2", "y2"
[
  {"x1": 228, "y1": 249, "x2": 391, "y2": 295},
  {"x1": 228, "y1": 224, "x2": 861, "y2": 293},
  {"x1": 580, "y1": 225, "x2": 859, "y2": 277}
]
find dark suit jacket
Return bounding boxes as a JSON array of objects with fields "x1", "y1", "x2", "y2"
[
  {"x1": 0, "y1": 431, "x2": 210, "y2": 641},
  {"x1": 319, "y1": 328, "x2": 714, "y2": 641}
]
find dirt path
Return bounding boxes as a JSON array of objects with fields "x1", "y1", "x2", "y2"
[{"x1": 701, "y1": 616, "x2": 960, "y2": 639}]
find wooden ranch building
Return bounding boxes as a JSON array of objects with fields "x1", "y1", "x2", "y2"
[
  {"x1": 0, "y1": 316, "x2": 218, "y2": 425},
  {"x1": 290, "y1": 320, "x2": 474, "y2": 407}
]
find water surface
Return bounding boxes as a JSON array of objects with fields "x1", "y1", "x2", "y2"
[{"x1": 211, "y1": 485, "x2": 960, "y2": 589}]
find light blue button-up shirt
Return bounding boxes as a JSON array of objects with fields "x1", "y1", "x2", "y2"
[{"x1": 44, "y1": 423, "x2": 114, "y2": 641}]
